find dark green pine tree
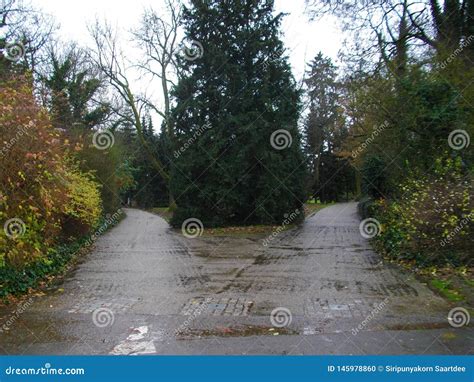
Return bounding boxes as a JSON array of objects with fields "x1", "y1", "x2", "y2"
[
  {"x1": 170, "y1": 0, "x2": 306, "y2": 227},
  {"x1": 127, "y1": 115, "x2": 170, "y2": 208}
]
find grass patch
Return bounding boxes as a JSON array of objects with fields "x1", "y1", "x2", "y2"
[
  {"x1": 304, "y1": 202, "x2": 333, "y2": 217},
  {"x1": 429, "y1": 279, "x2": 464, "y2": 302},
  {"x1": 374, "y1": 247, "x2": 472, "y2": 305},
  {"x1": 149, "y1": 207, "x2": 173, "y2": 223},
  {"x1": 203, "y1": 224, "x2": 287, "y2": 236},
  {"x1": 149, "y1": 207, "x2": 283, "y2": 235},
  {"x1": 462, "y1": 277, "x2": 474, "y2": 288},
  {"x1": 416, "y1": 266, "x2": 473, "y2": 305},
  {"x1": 150, "y1": 202, "x2": 332, "y2": 236}
]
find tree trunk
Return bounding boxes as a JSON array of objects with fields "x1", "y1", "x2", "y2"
[
  {"x1": 168, "y1": 190, "x2": 177, "y2": 211},
  {"x1": 355, "y1": 170, "x2": 362, "y2": 198}
]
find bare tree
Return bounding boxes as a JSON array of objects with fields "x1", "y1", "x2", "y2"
[
  {"x1": 89, "y1": 20, "x2": 170, "y2": 186},
  {"x1": 305, "y1": 0, "x2": 474, "y2": 71},
  {"x1": 1, "y1": 0, "x2": 57, "y2": 74},
  {"x1": 306, "y1": 1, "x2": 424, "y2": 74},
  {"x1": 131, "y1": 0, "x2": 182, "y2": 142},
  {"x1": 89, "y1": 1, "x2": 182, "y2": 208}
]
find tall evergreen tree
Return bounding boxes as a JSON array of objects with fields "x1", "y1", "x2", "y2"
[
  {"x1": 303, "y1": 53, "x2": 339, "y2": 194},
  {"x1": 171, "y1": 0, "x2": 306, "y2": 227},
  {"x1": 123, "y1": 116, "x2": 170, "y2": 208},
  {"x1": 303, "y1": 52, "x2": 353, "y2": 202},
  {"x1": 43, "y1": 47, "x2": 109, "y2": 131}
]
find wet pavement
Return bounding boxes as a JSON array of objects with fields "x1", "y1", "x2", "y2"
[{"x1": 0, "y1": 203, "x2": 472, "y2": 355}]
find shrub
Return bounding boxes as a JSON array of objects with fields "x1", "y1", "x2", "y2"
[
  {"x1": 61, "y1": 160, "x2": 102, "y2": 238},
  {"x1": 361, "y1": 155, "x2": 390, "y2": 198},
  {"x1": 373, "y1": 156, "x2": 472, "y2": 266},
  {"x1": 75, "y1": 131, "x2": 135, "y2": 214},
  {"x1": 357, "y1": 196, "x2": 377, "y2": 219},
  {"x1": 0, "y1": 241, "x2": 83, "y2": 298},
  {"x1": 0, "y1": 76, "x2": 102, "y2": 269}
]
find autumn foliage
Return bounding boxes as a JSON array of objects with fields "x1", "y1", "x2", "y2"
[{"x1": 0, "y1": 76, "x2": 102, "y2": 269}]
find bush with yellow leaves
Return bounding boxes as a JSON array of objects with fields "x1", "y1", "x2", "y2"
[{"x1": 0, "y1": 76, "x2": 102, "y2": 269}]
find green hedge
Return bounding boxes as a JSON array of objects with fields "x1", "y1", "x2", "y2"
[
  {"x1": 0, "y1": 240, "x2": 83, "y2": 299},
  {"x1": 357, "y1": 196, "x2": 377, "y2": 219},
  {"x1": 0, "y1": 211, "x2": 124, "y2": 300}
]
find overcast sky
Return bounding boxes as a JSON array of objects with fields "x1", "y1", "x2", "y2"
[
  {"x1": 30, "y1": 0, "x2": 343, "y2": 128},
  {"x1": 32, "y1": 0, "x2": 343, "y2": 79}
]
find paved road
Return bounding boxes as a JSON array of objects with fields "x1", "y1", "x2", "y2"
[{"x1": 0, "y1": 203, "x2": 472, "y2": 354}]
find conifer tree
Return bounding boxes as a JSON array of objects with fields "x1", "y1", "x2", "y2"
[{"x1": 171, "y1": 0, "x2": 306, "y2": 227}]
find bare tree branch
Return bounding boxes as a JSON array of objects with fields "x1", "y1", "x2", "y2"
[{"x1": 88, "y1": 19, "x2": 170, "y2": 182}]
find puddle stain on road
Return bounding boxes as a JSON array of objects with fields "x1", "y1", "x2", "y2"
[{"x1": 176, "y1": 325, "x2": 298, "y2": 339}]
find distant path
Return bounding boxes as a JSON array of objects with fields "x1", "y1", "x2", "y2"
[{"x1": 0, "y1": 205, "x2": 471, "y2": 355}]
